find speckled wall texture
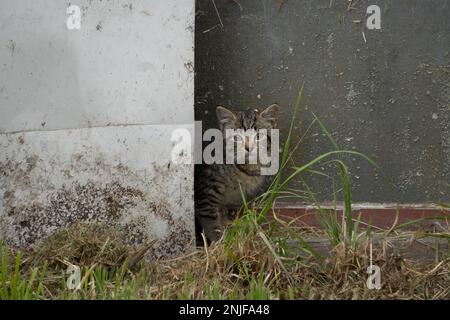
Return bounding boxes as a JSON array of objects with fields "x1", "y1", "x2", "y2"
[
  {"x1": 195, "y1": 0, "x2": 449, "y2": 204},
  {"x1": 0, "y1": 0, "x2": 195, "y2": 258}
]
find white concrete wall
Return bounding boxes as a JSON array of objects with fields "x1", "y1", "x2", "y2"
[{"x1": 0, "y1": 0, "x2": 195, "y2": 258}]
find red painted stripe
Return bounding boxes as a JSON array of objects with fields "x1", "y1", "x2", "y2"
[{"x1": 267, "y1": 204, "x2": 449, "y2": 230}]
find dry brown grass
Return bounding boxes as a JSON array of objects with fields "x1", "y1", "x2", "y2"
[
  {"x1": 3, "y1": 222, "x2": 446, "y2": 300},
  {"x1": 24, "y1": 223, "x2": 129, "y2": 269}
]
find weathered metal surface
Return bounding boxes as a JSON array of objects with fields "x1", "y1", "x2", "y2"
[
  {"x1": 0, "y1": 0, "x2": 195, "y2": 258},
  {"x1": 195, "y1": 0, "x2": 449, "y2": 204}
]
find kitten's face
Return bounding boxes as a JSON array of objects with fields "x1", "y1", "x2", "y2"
[
  {"x1": 216, "y1": 104, "x2": 279, "y2": 171},
  {"x1": 216, "y1": 104, "x2": 278, "y2": 131}
]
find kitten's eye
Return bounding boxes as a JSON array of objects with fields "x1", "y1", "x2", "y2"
[
  {"x1": 254, "y1": 132, "x2": 266, "y2": 142},
  {"x1": 234, "y1": 135, "x2": 244, "y2": 143}
]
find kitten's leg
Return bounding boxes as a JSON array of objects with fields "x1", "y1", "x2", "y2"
[{"x1": 196, "y1": 206, "x2": 226, "y2": 242}]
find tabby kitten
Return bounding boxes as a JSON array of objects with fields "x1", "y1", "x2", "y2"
[{"x1": 195, "y1": 104, "x2": 279, "y2": 243}]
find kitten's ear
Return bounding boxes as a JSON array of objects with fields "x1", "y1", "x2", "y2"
[
  {"x1": 259, "y1": 104, "x2": 279, "y2": 128},
  {"x1": 216, "y1": 106, "x2": 237, "y2": 130}
]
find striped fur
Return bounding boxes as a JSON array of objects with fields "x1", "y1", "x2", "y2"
[{"x1": 195, "y1": 104, "x2": 279, "y2": 243}]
